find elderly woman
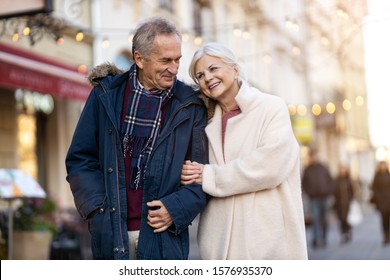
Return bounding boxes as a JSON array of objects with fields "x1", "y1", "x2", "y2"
[{"x1": 181, "y1": 43, "x2": 308, "y2": 259}]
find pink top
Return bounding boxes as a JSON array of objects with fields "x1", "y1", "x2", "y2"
[{"x1": 221, "y1": 105, "x2": 241, "y2": 153}]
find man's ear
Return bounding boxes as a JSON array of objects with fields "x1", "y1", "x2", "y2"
[{"x1": 133, "y1": 51, "x2": 144, "y2": 69}]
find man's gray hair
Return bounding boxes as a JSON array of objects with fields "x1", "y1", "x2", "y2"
[{"x1": 132, "y1": 17, "x2": 181, "y2": 60}]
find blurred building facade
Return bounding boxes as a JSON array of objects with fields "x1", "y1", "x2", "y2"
[
  {"x1": 0, "y1": 0, "x2": 93, "y2": 209},
  {"x1": 0, "y1": 0, "x2": 374, "y2": 214},
  {"x1": 300, "y1": 0, "x2": 373, "y2": 194}
]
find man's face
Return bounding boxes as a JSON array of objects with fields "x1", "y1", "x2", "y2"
[{"x1": 135, "y1": 34, "x2": 182, "y2": 91}]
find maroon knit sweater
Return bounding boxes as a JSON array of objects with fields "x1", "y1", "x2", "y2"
[{"x1": 121, "y1": 81, "x2": 169, "y2": 231}]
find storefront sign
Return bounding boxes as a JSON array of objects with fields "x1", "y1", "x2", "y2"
[
  {"x1": 0, "y1": 0, "x2": 53, "y2": 19},
  {"x1": 0, "y1": 43, "x2": 91, "y2": 101}
]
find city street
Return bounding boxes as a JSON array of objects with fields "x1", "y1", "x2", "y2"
[
  {"x1": 307, "y1": 204, "x2": 390, "y2": 260},
  {"x1": 188, "y1": 204, "x2": 390, "y2": 260}
]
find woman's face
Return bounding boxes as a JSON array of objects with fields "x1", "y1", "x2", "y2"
[{"x1": 194, "y1": 55, "x2": 239, "y2": 101}]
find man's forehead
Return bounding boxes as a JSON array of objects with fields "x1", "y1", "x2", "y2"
[{"x1": 151, "y1": 39, "x2": 181, "y2": 58}]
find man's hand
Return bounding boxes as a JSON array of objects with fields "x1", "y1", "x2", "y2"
[{"x1": 147, "y1": 200, "x2": 173, "y2": 233}]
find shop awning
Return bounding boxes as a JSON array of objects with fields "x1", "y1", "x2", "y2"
[{"x1": 0, "y1": 42, "x2": 91, "y2": 101}]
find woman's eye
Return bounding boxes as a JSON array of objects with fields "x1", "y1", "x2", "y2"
[{"x1": 196, "y1": 73, "x2": 204, "y2": 80}]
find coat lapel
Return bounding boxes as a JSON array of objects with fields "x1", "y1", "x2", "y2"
[{"x1": 205, "y1": 105, "x2": 225, "y2": 164}]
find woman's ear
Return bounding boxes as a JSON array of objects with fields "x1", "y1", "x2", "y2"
[{"x1": 234, "y1": 66, "x2": 239, "y2": 80}]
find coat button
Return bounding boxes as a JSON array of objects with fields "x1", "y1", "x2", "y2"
[
  {"x1": 107, "y1": 167, "x2": 113, "y2": 173},
  {"x1": 113, "y1": 247, "x2": 119, "y2": 253},
  {"x1": 108, "y1": 129, "x2": 112, "y2": 135},
  {"x1": 110, "y1": 207, "x2": 116, "y2": 213},
  {"x1": 98, "y1": 208, "x2": 104, "y2": 214}
]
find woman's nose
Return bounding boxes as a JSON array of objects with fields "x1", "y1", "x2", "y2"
[{"x1": 204, "y1": 71, "x2": 213, "y2": 82}]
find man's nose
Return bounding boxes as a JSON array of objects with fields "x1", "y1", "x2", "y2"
[{"x1": 168, "y1": 61, "x2": 179, "y2": 75}]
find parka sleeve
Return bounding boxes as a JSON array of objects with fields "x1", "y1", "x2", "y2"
[
  {"x1": 65, "y1": 87, "x2": 106, "y2": 219},
  {"x1": 160, "y1": 103, "x2": 208, "y2": 234}
]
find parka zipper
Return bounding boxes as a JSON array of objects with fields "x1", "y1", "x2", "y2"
[
  {"x1": 100, "y1": 81, "x2": 126, "y2": 255},
  {"x1": 114, "y1": 132, "x2": 126, "y2": 254}
]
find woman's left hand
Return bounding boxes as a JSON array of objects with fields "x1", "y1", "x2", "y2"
[{"x1": 180, "y1": 160, "x2": 203, "y2": 185}]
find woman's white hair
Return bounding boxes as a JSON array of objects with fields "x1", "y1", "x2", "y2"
[{"x1": 189, "y1": 42, "x2": 246, "y2": 90}]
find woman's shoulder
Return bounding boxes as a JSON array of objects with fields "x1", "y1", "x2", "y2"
[{"x1": 244, "y1": 85, "x2": 286, "y2": 110}]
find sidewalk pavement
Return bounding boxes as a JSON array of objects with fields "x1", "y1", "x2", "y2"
[
  {"x1": 189, "y1": 204, "x2": 390, "y2": 260},
  {"x1": 307, "y1": 204, "x2": 390, "y2": 260}
]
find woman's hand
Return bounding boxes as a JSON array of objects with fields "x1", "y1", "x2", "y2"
[{"x1": 180, "y1": 160, "x2": 203, "y2": 185}]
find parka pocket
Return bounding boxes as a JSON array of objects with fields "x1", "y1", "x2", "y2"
[{"x1": 88, "y1": 206, "x2": 114, "y2": 259}]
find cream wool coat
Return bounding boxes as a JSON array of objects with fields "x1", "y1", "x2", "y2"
[{"x1": 198, "y1": 81, "x2": 308, "y2": 260}]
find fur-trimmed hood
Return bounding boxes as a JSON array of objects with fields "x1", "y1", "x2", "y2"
[{"x1": 88, "y1": 62, "x2": 125, "y2": 86}]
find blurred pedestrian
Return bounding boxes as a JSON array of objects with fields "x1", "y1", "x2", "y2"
[
  {"x1": 333, "y1": 163, "x2": 355, "y2": 244},
  {"x1": 180, "y1": 42, "x2": 308, "y2": 259},
  {"x1": 371, "y1": 161, "x2": 390, "y2": 245},
  {"x1": 65, "y1": 17, "x2": 208, "y2": 260},
  {"x1": 302, "y1": 149, "x2": 334, "y2": 248}
]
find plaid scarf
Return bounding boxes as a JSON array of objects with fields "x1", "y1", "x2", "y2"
[{"x1": 121, "y1": 65, "x2": 173, "y2": 190}]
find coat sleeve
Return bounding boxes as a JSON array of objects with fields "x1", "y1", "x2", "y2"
[
  {"x1": 202, "y1": 98, "x2": 300, "y2": 198},
  {"x1": 65, "y1": 88, "x2": 106, "y2": 219},
  {"x1": 160, "y1": 103, "x2": 208, "y2": 234}
]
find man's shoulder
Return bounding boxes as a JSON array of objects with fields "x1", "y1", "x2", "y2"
[
  {"x1": 174, "y1": 79, "x2": 196, "y2": 93},
  {"x1": 172, "y1": 80, "x2": 202, "y2": 103}
]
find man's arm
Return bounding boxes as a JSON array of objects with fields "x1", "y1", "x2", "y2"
[
  {"x1": 65, "y1": 88, "x2": 106, "y2": 219},
  {"x1": 147, "y1": 103, "x2": 208, "y2": 234}
]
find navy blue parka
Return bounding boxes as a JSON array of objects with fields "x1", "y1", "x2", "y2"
[{"x1": 65, "y1": 63, "x2": 208, "y2": 259}]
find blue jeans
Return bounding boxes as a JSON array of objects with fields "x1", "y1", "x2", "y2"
[{"x1": 309, "y1": 197, "x2": 329, "y2": 247}]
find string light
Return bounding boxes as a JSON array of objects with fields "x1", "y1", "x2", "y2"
[
  {"x1": 326, "y1": 102, "x2": 336, "y2": 114},
  {"x1": 312, "y1": 104, "x2": 322, "y2": 116},
  {"x1": 182, "y1": 33, "x2": 190, "y2": 42},
  {"x1": 77, "y1": 64, "x2": 88, "y2": 73},
  {"x1": 233, "y1": 26, "x2": 242, "y2": 37},
  {"x1": 285, "y1": 18, "x2": 300, "y2": 32},
  {"x1": 75, "y1": 30, "x2": 84, "y2": 42},
  {"x1": 101, "y1": 37, "x2": 110, "y2": 48},
  {"x1": 12, "y1": 31, "x2": 19, "y2": 42},
  {"x1": 342, "y1": 99, "x2": 352, "y2": 111},
  {"x1": 337, "y1": 8, "x2": 350, "y2": 20},
  {"x1": 242, "y1": 30, "x2": 251, "y2": 40},
  {"x1": 194, "y1": 36, "x2": 203, "y2": 45},
  {"x1": 297, "y1": 104, "x2": 307, "y2": 116},
  {"x1": 56, "y1": 36, "x2": 64, "y2": 45},
  {"x1": 263, "y1": 54, "x2": 272, "y2": 64},
  {"x1": 355, "y1": 96, "x2": 364, "y2": 106},
  {"x1": 292, "y1": 46, "x2": 301, "y2": 56},
  {"x1": 320, "y1": 36, "x2": 329, "y2": 46},
  {"x1": 288, "y1": 104, "x2": 297, "y2": 116},
  {"x1": 289, "y1": 96, "x2": 366, "y2": 118},
  {"x1": 23, "y1": 27, "x2": 31, "y2": 36}
]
